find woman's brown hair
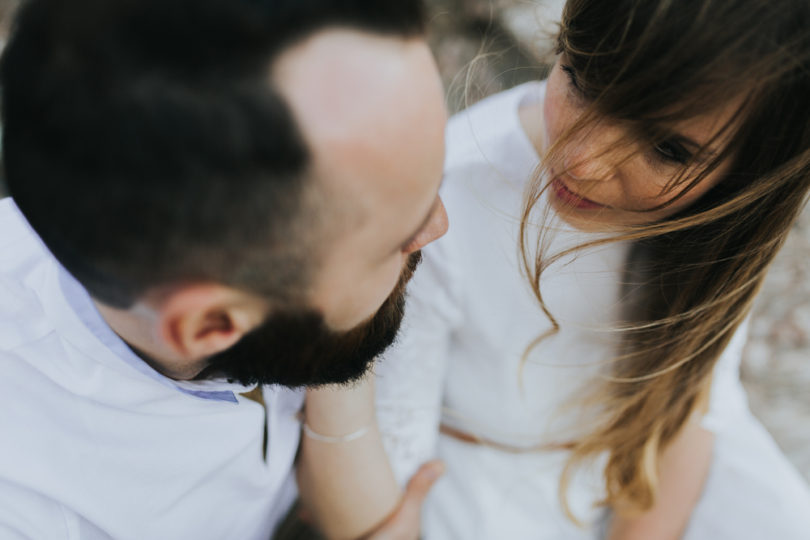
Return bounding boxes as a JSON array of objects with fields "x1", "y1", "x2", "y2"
[{"x1": 519, "y1": 0, "x2": 810, "y2": 517}]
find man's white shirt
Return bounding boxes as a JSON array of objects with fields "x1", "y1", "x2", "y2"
[{"x1": 0, "y1": 198, "x2": 303, "y2": 540}]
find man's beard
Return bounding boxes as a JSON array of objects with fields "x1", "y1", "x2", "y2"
[{"x1": 199, "y1": 251, "x2": 422, "y2": 388}]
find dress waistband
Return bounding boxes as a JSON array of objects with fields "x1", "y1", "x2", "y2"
[{"x1": 440, "y1": 423, "x2": 575, "y2": 453}]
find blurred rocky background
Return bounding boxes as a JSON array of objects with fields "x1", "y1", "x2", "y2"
[{"x1": 0, "y1": 0, "x2": 806, "y2": 480}]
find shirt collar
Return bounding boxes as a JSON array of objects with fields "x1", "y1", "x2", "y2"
[{"x1": 56, "y1": 266, "x2": 250, "y2": 404}]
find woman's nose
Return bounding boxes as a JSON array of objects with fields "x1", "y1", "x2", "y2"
[
  {"x1": 564, "y1": 150, "x2": 617, "y2": 183},
  {"x1": 563, "y1": 128, "x2": 622, "y2": 182}
]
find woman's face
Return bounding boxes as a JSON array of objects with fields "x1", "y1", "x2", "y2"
[{"x1": 542, "y1": 57, "x2": 740, "y2": 230}]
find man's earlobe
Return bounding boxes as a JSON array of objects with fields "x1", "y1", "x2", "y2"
[{"x1": 156, "y1": 284, "x2": 266, "y2": 361}]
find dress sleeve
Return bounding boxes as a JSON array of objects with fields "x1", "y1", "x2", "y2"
[
  {"x1": 374, "y1": 237, "x2": 464, "y2": 487},
  {"x1": 701, "y1": 317, "x2": 751, "y2": 433}
]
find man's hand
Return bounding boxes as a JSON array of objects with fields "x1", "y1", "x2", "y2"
[{"x1": 362, "y1": 461, "x2": 445, "y2": 540}]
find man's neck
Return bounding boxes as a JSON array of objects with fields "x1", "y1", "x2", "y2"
[{"x1": 93, "y1": 299, "x2": 203, "y2": 381}]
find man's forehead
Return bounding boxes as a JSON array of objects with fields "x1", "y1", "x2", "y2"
[
  {"x1": 272, "y1": 27, "x2": 445, "y2": 206},
  {"x1": 273, "y1": 28, "x2": 437, "y2": 144}
]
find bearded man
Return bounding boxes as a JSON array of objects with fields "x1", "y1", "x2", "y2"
[{"x1": 0, "y1": 0, "x2": 447, "y2": 538}]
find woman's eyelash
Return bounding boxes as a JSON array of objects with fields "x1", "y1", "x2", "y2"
[
  {"x1": 654, "y1": 140, "x2": 692, "y2": 164},
  {"x1": 560, "y1": 64, "x2": 584, "y2": 94}
]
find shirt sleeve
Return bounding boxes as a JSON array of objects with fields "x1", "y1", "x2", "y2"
[
  {"x1": 374, "y1": 236, "x2": 464, "y2": 487},
  {"x1": 0, "y1": 479, "x2": 71, "y2": 540},
  {"x1": 0, "y1": 479, "x2": 115, "y2": 540},
  {"x1": 701, "y1": 317, "x2": 751, "y2": 433}
]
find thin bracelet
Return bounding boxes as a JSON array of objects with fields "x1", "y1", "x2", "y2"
[
  {"x1": 295, "y1": 410, "x2": 373, "y2": 443},
  {"x1": 300, "y1": 422, "x2": 372, "y2": 443}
]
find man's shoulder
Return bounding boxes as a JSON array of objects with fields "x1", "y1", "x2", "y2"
[
  {"x1": 0, "y1": 198, "x2": 52, "y2": 276},
  {"x1": 0, "y1": 198, "x2": 59, "y2": 343}
]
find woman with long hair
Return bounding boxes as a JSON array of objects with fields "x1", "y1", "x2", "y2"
[{"x1": 300, "y1": 0, "x2": 810, "y2": 538}]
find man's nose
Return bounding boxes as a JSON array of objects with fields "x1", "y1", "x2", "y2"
[{"x1": 405, "y1": 197, "x2": 449, "y2": 254}]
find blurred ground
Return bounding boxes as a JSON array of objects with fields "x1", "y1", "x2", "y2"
[{"x1": 0, "y1": 0, "x2": 806, "y2": 481}]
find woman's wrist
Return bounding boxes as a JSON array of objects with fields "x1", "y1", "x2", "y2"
[{"x1": 303, "y1": 372, "x2": 376, "y2": 436}]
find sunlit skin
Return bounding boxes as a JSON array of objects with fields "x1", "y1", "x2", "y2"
[
  {"x1": 521, "y1": 57, "x2": 743, "y2": 230},
  {"x1": 275, "y1": 30, "x2": 448, "y2": 331}
]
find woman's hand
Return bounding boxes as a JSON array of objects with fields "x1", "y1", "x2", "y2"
[{"x1": 361, "y1": 461, "x2": 445, "y2": 540}]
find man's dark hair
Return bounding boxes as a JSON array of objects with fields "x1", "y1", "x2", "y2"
[{"x1": 1, "y1": 0, "x2": 426, "y2": 307}]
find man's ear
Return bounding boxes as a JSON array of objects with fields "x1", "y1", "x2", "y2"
[{"x1": 155, "y1": 284, "x2": 267, "y2": 361}]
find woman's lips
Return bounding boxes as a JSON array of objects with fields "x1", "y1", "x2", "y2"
[{"x1": 550, "y1": 177, "x2": 605, "y2": 210}]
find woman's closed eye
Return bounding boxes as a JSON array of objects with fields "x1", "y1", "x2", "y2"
[
  {"x1": 653, "y1": 139, "x2": 692, "y2": 165},
  {"x1": 560, "y1": 63, "x2": 585, "y2": 98}
]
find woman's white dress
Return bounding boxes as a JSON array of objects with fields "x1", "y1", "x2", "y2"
[{"x1": 374, "y1": 81, "x2": 810, "y2": 539}]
